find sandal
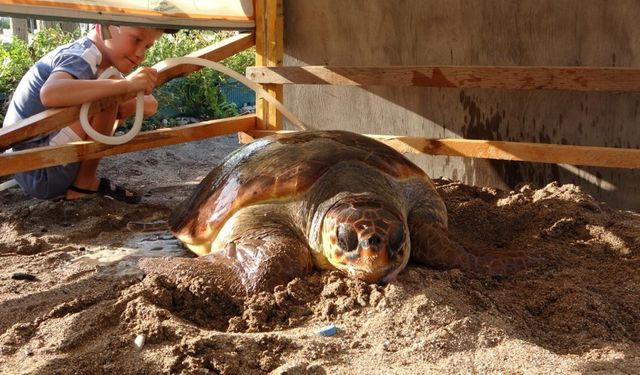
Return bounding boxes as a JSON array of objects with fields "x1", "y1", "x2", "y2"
[{"x1": 67, "y1": 177, "x2": 142, "y2": 204}]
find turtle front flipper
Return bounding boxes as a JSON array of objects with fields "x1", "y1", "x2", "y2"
[
  {"x1": 409, "y1": 222, "x2": 537, "y2": 276},
  {"x1": 139, "y1": 228, "x2": 314, "y2": 301}
]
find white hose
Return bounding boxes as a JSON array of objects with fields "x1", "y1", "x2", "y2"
[
  {"x1": 152, "y1": 57, "x2": 307, "y2": 130},
  {"x1": 79, "y1": 67, "x2": 145, "y2": 145},
  {"x1": 79, "y1": 58, "x2": 306, "y2": 145},
  {"x1": 0, "y1": 179, "x2": 18, "y2": 192}
]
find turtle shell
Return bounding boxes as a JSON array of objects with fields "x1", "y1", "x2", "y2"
[{"x1": 169, "y1": 130, "x2": 426, "y2": 247}]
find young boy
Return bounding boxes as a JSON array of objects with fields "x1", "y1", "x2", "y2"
[{"x1": 2, "y1": 24, "x2": 164, "y2": 203}]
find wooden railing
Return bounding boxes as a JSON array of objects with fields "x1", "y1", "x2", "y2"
[
  {"x1": 246, "y1": 65, "x2": 640, "y2": 92},
  {"x1": 240, "y1": 130, "x2": 640, "y2": 169},
  {"x1": 244, "y1": 65, "x2": 640, "y2": 169}
]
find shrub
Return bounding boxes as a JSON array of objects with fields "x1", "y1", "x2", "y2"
[
  {"x1": 0, "y1": 25, "x2": 79, "y2": 124},
  {"x1": 137, "y1": 30, "x2": 256, "y2": 130}
]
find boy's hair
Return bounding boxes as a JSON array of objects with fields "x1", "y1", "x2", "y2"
[{"x1": 98, "y1": 24, "x2": 179, "y2": 40}]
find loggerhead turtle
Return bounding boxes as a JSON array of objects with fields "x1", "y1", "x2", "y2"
[{"x1": 140, "y1": 131, "x2": 526, "y2": 298}]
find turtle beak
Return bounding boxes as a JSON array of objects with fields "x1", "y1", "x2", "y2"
[
  {"x1": 345, "y1": 235, "x2": 397, "y2": 283},
  {"x1": 359, "y1": 233, "x2": 396, "y2": 258},
  {"x1": 357, "y1": 231, "x2": 411, "y2": 283}
]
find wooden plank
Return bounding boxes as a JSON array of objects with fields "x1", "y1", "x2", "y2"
[
  {"x1": 255, "y1": 0, "x2": 267, "y2": 130},
  {"x1": 242, "y1": 130, "x2": 640, "y2": 169},
  {"x1": 254, "y1": 0, "x2": 267, "y2": 68},
  {"x1": 266, "y1": 0, "x2": 283, "y2": 130},
  {"x1": 0, "y1": 115, "x2": 256, "y2": 177},
  {"x1": 236, "y1": 131, "x2": 256, "y2": 144},
  {"x1": 0, "y1": 32, "x2": 255, "y2": 152},
  {"x1": 10, "y1": 17, "x2": 28, "y2": 42},
  {"x1": 163, "y1": 32, "x2": 256, "y2": 81},
  {"x1": 255, "y1": 0, "x2": 284, "y2": 130},
  {"x1": 0, "y1": 0, "x2": 255, "y2": 29},
  {"x1": 246, "y1": 65, "x2": 640, "y2": 91}
]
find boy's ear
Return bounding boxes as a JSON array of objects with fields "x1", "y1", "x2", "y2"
[{"x1": 100, "y1": 24, "x2": 113, "y2": 41}]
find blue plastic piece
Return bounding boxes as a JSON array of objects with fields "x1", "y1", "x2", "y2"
[{"x1": 316, "y1": 324, "x2": 337, "y2": 337}]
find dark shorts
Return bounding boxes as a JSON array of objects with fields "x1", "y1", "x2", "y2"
[
  {"x1": 14, "y1": 163, "x2": 80, "y2": 199},
  {"x1": 12, "y1": 134, "x2": 80, "y2": 200}
]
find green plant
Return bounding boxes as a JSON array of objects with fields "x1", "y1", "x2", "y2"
[
  {"x1": 1, "y1": 37, "x2": 29, "y2": 124},
  {"x1": 0, "y1": 38, "x2": 28, "y2": 90},
  {"x1": 133, "y1": 30, "x2": 255, "y2": 130},
  {"x1": 1, "y1": 26, "x2": 79, "y2": 123}
]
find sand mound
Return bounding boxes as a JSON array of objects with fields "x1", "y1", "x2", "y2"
[{"x1": 1, "y1": 136, "x2": 638, "y2": 374}]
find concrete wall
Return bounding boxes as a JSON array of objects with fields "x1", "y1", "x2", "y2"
[{"x1": 282, "y1": 0, "x2": 640, "y2": 210}]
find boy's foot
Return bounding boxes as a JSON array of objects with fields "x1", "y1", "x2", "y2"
[{"x1": 66, "y1": 177, "x2": 141, "y2": 204}]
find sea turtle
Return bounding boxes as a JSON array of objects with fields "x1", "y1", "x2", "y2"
[{"x1": 140, "y1": 130, "x2": 524, "y2": 299}]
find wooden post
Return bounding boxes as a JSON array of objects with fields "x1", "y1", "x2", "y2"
[
  {"x1": 10, "y1": 17, "x2": 28, "y2": 42},
  {"x1": 255, "y1": 0, "x2": 283, "y2": 130}
]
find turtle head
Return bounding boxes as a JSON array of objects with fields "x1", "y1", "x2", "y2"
[{"x1": 320, "y1": 197, "x2": 410, "y2": 283}]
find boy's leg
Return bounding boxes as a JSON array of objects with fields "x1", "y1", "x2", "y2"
[{"x1": 64, "y1": 106, "x2": 138, "y2": 201}]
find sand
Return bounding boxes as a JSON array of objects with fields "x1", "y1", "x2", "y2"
[{"x1": 1, "y1": 134, "x2": 639, "y2": 374}]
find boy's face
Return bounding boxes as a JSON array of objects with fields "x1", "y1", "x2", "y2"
[{"x1": 103, "y1": 26, "x2": 163, "y2": 73}]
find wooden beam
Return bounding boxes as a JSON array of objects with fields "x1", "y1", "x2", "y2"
[
  {"x1": 241, "y1": 130, "x2": 640, "y2": 169},
  {"x1": 0, "y1": 0, "x2": 256, "y2": 30},
  {"x1": 236, "y1": 131, "x2": 256, "y2": 144},
  {"x1": 255, "y1": 0, "x2": 284, "y2": 130},
  {"x1": 255, "y1": 0, "x2": 266, "y2": 130},
  {"x1": 0, "y1": 32, "x2": 255, "y2": 152},
  {"x1": 169, "y1": 32, "x2": 256, "y2": 81},
  {"x1": 0, "y1": 115, "x2": 256, "y2": 177},
  {"x1": 10, "y1": 17, "x2": 28, "y2": 42},
  {"x1": 246, "y1": 65, "x2": 640, "y2": 91}
]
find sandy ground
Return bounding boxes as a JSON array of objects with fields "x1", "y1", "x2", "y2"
[{"x1": 0, "y1": 134, "x2": 639, "y2": 375}]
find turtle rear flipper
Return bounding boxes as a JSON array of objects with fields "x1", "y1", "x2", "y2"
[
  {"x1": 139, "y1": 230, "x2": 314, "y2": 300},
  {"x1": 410, "y1": 222, "x2": 539, "y2": 276}
]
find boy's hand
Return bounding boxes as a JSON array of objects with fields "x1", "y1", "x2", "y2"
[
  {"x1": 143, "y1": 95, "x2": 159, "y2": 116},
  {"x1": 117, "y1": 94, "x2": 158, "y2": 119},
  {"x1": 126, "y1": 67, "x2": 158, "y2": 95}
]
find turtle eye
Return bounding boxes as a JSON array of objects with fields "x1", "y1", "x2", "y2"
[
  {"x1": 337, "y1": 224, "x2": 358, "y2": 252},
  {"x1": 388, "y1": 224, "x2": 405, "y2": 254}
]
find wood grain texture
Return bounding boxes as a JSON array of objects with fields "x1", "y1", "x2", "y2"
[
  {"x1": 0, "y1": 0, "x2": 255, "y2": 29},
  {"x1": 243, "y1": 130, "x2": 640, "y2": 169},
  {"x1": 255, "y1": 0, "x2": 284, "y2": 130},
  {"x1": 248, "y1": 65, "x2": 640, "y2": 91},
  {"x1": 0, "y1": 116, "x2": 256, "y2": 176},
  {"x1": 0, "y1": 33, "x2": 255, "y2": 151},
  {"x1": 283, "y1": 0, "x2": 640, "y2": 209}
]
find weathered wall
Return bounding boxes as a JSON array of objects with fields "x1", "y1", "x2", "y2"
[{"x1": 282, "y1": 0, "x2": 640, "y2": 210}]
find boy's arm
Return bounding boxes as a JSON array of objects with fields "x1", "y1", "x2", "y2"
[{"x1": 40, "y1": 67, "x2": 158, "y2": 108}]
